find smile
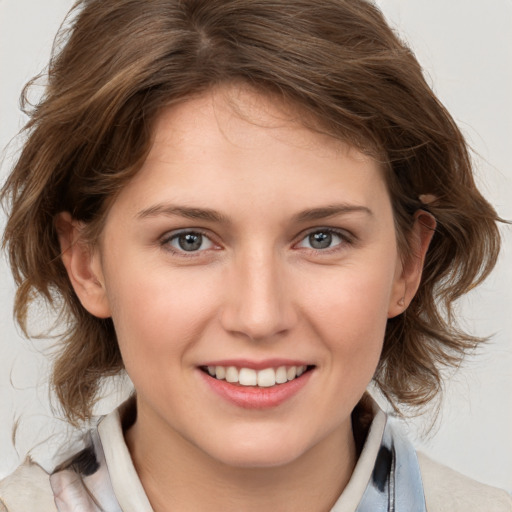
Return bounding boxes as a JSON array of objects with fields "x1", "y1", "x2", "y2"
[
  {"x1": 202, "y1": 365, "x2": 311, "y2": 388},
  {"x1": 198, "y1": 362, "x2": 315, "y2": 409}
]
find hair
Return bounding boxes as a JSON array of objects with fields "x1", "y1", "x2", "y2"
[{"x1": 1, "y1": 0, "x2": 501, "y2": 424}]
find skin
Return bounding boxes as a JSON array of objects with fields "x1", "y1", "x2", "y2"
[{"x1": 58, "y1": 85, "x2": 433, "y2": 512}]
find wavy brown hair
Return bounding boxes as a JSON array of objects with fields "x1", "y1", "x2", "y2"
[{"x1": 2, "y1": 0, "x2": 501, "y2": 424}]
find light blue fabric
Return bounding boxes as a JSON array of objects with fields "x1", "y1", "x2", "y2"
[{"x1": 354, "y1": 418, "x2": 427, "y2": 512}]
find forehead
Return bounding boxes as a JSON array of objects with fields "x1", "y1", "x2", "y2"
[
  {"x1": 151, "y1": 86, "x2": 352, "y2": 159},
  {"x1": 104, "y1": 85, "x2": 391, "y2": 226}
]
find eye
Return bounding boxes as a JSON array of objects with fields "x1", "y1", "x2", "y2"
[
  {"x1": 297, "y1": 229, "x2": 346, "y2": 250},
  {"x1": 162, "y1": 230, "x2": 215, "y2": 253}
]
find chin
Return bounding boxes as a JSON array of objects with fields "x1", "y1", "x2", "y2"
[
  {"x1": 213, "y1": 449, "x2": 303, "y2": 469},
  {"x1": 200, "y1": 433, "x2": 312, "y2": 469}
]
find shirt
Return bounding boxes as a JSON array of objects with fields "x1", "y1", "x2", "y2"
[{"x1": 1, "y1": 395, "x2": 511, "y2": 511}]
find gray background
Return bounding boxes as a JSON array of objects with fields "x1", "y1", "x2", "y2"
[{"x1": 1, "y1": 0, "x2": 511, "y2": 491}]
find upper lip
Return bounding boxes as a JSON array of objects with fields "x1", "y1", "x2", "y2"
[{"x1": 199, "y1": 359, "x2": 314, "y2": 370}]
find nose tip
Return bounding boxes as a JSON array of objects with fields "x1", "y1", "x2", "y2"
[
  {"x1": 220, "y1": 257, "x2": 296, "y2": 342},
  {"x1": 223, "y1": 298, "x2": 289, "y2": 342}
]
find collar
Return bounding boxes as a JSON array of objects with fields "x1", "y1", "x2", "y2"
[
  {"x1": 331, "y1": 396, "x2": 427, "y2": 512},
  {"x1": 50, "y1": 395, "x2": 426, "y2": 512}
]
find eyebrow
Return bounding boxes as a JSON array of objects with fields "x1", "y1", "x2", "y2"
[
  {"x1": 136, "y1": 202, "x2": 372, "y2": 223},
  {"x1": 292, "y1": 204, "x2": 373, "y2": 223},
  {"x1": 136, "y1": 204, "x2": 230, "y2": 223}
]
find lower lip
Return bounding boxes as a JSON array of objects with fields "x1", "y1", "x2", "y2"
[{"x1": 199, "y1": 369, "x2": 313, "y2": 409}]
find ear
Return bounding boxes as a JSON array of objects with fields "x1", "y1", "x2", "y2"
[
  {"x1": 388, "y1": 210, "x2": 436, "y2": 318},
  {"x1": 55, "y1": 212, "x2": 112, "y2": 319}
]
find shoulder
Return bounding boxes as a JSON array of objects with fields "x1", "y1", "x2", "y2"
[
  {"x1": 0, "y1": 459, "x2": 57, "y2": 512},
  {"x1": 418, "y1": 452, "x2": 512, "y2": 512}
]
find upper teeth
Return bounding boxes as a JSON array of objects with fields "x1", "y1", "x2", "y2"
[{"x1": 207, "y1": 365, "x2": 307, "y2": 387}]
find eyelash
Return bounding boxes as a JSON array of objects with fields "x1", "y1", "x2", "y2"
[
  {"x1": 294, "y1": 228, "x2": 354, "y2": 253},
  {"x1": 159, "y1": 229, "x2": 218, "y2": 257},
  {"x1": 159, "y1": 227, "x2": 354, "y2": 257}
]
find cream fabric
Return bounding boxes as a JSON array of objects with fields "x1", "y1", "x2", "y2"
[
  {"x1": 418, "y1": 453, "x2": 512, "y2": 512},
  {"x1": 0, "y1": 461, "x2": 57, "y2": 512},
  {"x1": 96, "y1": 408, "x2": 153, "y2": 512}
]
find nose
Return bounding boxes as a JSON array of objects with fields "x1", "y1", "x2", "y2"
[{"x1": 220, "y1": 247, "x2": 297, "y2": 342}]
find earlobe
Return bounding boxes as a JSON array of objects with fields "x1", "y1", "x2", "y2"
[
  {"x1": 55, "y1": 212, "x2": 111, "y2": 319},
  {"x1": 388, "y1": 210, "x2": 436, "y2": 318}
]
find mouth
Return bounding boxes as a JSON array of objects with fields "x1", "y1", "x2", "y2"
[{"x1": 200, "y1": 364, "x2": 315, "y2": 388}]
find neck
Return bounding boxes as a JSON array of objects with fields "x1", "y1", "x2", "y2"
[{"x1": 125, "y1": 401, "x2": 357, "y2": 512}]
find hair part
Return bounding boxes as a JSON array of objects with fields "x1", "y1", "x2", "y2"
[{"x1": 1, "y1": 0, "x2": 501, "y2": 424}]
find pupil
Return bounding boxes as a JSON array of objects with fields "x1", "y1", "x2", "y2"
[
  {"x1": 310, "y1": 232, "x2": 332, "y2": 249},
  {"x1": 178, "y1": 233, "x2": 202, "y2": 251}
]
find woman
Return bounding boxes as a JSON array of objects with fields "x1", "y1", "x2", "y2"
[{"x1": 0, "y1": 1, "x2": 510, "y2": 510}]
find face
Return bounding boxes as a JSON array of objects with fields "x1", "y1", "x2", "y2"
[{"x1": 65, "y1": 86, "x2": 419, "y2": 469}]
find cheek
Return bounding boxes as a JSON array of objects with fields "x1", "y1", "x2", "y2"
[
  {"x1": 104, "y1": 264, "x2": 221, "y2": 365},
  {"x1": 301, "y1": 263, "x2": 394, "y2": 365}
]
